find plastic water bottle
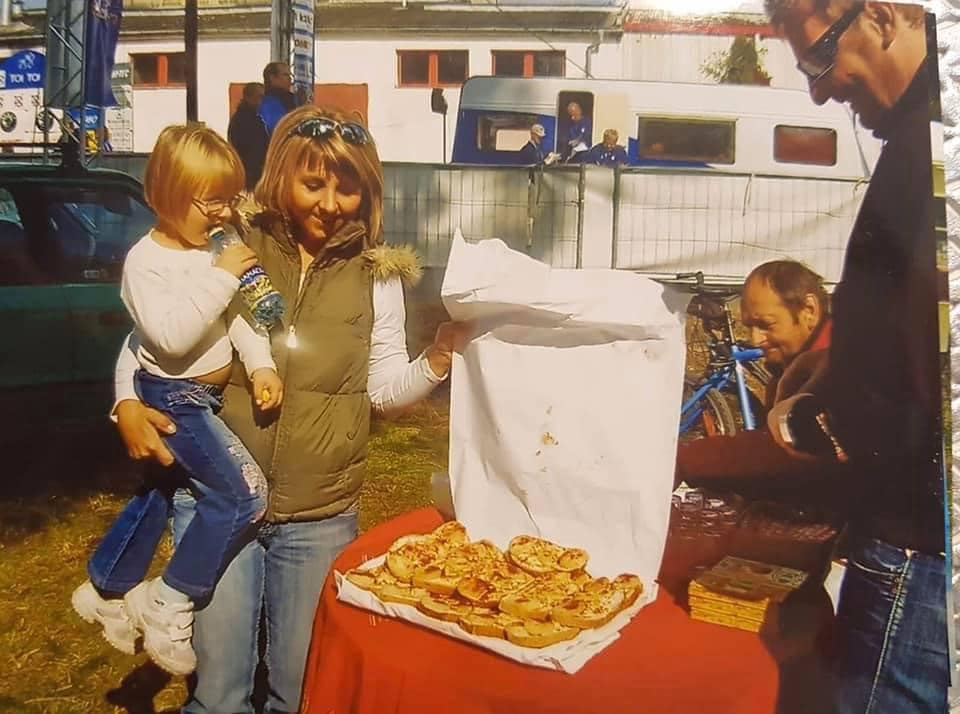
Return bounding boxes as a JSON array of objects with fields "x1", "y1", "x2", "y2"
[{"x1": 210, "y1": 225, "x2": 286, "y2": 332}]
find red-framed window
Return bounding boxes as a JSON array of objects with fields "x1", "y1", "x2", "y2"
[
  {"x1": 131, "y1": 52, "x2": 186, "y2": 88},
  {"x1": 397, "y1": 50, "x2": 469, "y2": 88},
  {"x1": 492, "y1": 51, "x2": 565, "y2": 78}
]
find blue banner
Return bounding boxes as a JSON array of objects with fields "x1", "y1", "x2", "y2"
[
  {"x1": 85, "y1": 0, "x2": 123, "y2": 107},
  {"x1": 0, "y1": 50, "x2": 45, "y2": 91}
]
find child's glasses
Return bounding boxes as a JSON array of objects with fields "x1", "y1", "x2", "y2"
[
  {"x1": 290, "y1": 117, "x2": 371, "y2": 145},
  {"x1": 193, "y1": 195, "x2": 241, "y2": 217},
  {"x1": 796, "y1": 4, "x2": 863, "y2": 85}
]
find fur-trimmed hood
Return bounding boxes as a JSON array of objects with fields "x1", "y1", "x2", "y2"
[{"x1": 363, "y1": 245, "x2": 422, "y2": 288}]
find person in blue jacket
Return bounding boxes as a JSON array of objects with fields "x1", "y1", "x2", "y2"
[
  {"x1": 259, "y1": 62, "x2": 298, "y2": 136},
  {"x1": 563, "y1": 101, "x2": 592, "y2": 161},
  {"x1": 586, "y1": 129, "x2": 628, "y2": 167}
]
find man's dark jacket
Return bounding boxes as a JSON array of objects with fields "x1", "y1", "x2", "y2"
[
  {"x1": 228, "y1": 102, "x2": 268, "y2": 190},
  {"x1": 815, "y1": 61, "x2": 944, "y2": 554}
]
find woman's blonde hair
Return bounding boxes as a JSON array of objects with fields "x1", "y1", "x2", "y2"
[
  {"x1": 144, "y1": 124, "x2": 245, "y2": 226},
  {"x1": 255, "y1": 106, "x2": 384, "y2": 245}
]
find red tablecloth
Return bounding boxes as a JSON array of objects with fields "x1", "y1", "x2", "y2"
[{"x1": 301, "y1": 508, "x2": 800, "y2": 714}]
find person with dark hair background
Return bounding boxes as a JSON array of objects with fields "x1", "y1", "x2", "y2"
[{"x1": 227, "y1": 82, "x2": 268, "y2": 190}]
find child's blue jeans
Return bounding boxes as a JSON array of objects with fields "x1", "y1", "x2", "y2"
[{"x1": 87, "y1": 370, "x2": 268, "y2": 602}]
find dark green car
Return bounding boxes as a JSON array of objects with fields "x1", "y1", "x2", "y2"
[{"x1": 0, "y1": 161, "x2": 154, "y2": 423}]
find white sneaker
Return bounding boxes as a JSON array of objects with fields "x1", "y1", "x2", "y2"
[
  {"x1": 71, "y1": 580, "x2": 139, "y2": 655},
  {"x1": 124, "y1": 578, "x2": 197, "y2": 676}
]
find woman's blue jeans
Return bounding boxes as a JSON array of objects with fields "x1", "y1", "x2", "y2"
[
  {"x1": 834, "y1": 537, "x2": 949, "y2": 714},
  {"x1": 87, "y1": 372, "x2": 267, "y2": 601},
  {"x1": 172, "y1": 490, "x2": 359, "y2": 714}
]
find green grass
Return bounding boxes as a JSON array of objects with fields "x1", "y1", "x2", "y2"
[{"x1": 0, "y1": 395, "x2": 451, "y2": 714}]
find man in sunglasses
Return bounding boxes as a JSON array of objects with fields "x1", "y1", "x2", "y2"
[{"x1": 763, "y1": 2, "x2": 948, "y2": 712}]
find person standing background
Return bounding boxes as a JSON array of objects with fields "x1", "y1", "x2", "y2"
[
  {"x1": 228, "y1": 82, "x2": 269, "y2": 190},
  {"x1": 259, "y1": 62, "x2": 298, "y2": 136}
]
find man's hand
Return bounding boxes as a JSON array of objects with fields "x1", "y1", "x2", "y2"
[
  {"x1": 425, "y1": 321, "x2": 472, "y2": 380},
  {"x1": 252, "y1": 368, "x2": 284, "y2": 411},
  {"x1": 775, "y1": 349, "x2": 829, "y2": 403},
  {"x1": 766, "y1": 393, "x2": 819, "y2": 462},
  {"x1": 115, "y1": 399, "x2": 176, "y2": 467}
]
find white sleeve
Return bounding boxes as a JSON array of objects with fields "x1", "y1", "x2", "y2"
[
  {"x1": 121, "y1": 260, "x2": 239, "y2": 359},
  {"x1": 110, "y1": 331, "x2": 141, "y2": 421},
  {"x1": 228, "y1": 315, "x2": 277, "y2": 377},
  {"x1": 367, "y1": 276, "x2": 445, "y2": 415}
]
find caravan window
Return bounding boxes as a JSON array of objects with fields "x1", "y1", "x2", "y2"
[
  {"x1": 774, "y1": 125, "x2": 837, "y2": 166},
  {"x1": 476, "y1": 112, "x2": 541, "y2": 152},
  {"x1": 637, "y1": 117, "x2": 735, "y2": 164}
]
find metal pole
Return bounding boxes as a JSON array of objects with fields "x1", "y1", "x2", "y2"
[
  {"x1": 185, "y1": 0, "x2": 198, "y2": 122},
  {"x1": 442, "y1": 114, "x2": 447, "y2": 164}
]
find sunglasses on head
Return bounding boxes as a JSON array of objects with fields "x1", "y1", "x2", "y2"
[
  {"x1": 192, "y1": 195, "x2": 241, "y2": 217},
  {"x1": 290, "y1": 117, "x2": 371, "y2": 145},
  {"x1": 796, "y1": 4, "x2": 864, "y2": 84}
]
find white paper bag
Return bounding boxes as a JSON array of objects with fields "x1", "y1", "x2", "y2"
[{"x1": 441, "y1": 229, "x2": 689, "y2": 591}]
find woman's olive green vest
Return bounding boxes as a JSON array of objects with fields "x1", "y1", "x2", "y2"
[{"x1": 218, "y1": 219, "x2": 418, "y2": 522}]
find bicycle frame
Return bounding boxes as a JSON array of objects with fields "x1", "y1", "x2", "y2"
[{"x1": 680, "y1": 345, "x2": 765, "y2": 435}]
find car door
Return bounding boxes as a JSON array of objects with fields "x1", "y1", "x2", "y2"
[
  {"x1": 0, "y1": 182, "x2": 74, "y2": 391},
  {"x1": 39, "y1": 179, "x2": 154, "y2": 401}
]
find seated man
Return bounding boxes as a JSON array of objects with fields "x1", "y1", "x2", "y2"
[
  {"x1": 585, "y1": 129, "x2": 628, "y2": 167},
  {"x1": 676, "y1": 260, "x2": 836, "y2": 503}
]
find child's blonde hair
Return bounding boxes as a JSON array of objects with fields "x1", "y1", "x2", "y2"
[
  {"x1": 144, "y1": 124, "x2": 245, "y2": 226},
  {"x1": 255, "y1": 106, "x2": 384, "y2": 245}
]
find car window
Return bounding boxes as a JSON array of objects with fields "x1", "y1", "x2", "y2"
[
  {"x1": 41, "y1": 183, "x2": 154, "y2": 283},
  {"x1": 0, "y1": 187, "x2": 50, "y2": 287}
]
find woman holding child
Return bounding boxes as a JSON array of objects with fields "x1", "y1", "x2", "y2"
[{"x1": 100, "y1": 106, "x2": 462, "y2": 712}]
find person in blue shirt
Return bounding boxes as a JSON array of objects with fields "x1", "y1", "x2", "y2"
[
  {"x1": 563, "y1": 101, "x2": 592, "y2": 162},
  {"x1": 259, "y1": 62, "x2": 298, "y2": 136},
  {"x1": 586, "y1": 129, "x2": 628, "y2": 168}
]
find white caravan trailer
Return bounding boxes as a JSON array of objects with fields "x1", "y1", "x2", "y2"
[{"x1": 450, "y1": 76, "x2": 889, "y2": 283}]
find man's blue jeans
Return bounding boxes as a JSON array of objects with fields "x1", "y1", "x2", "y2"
[
  {"x1": 87, "y1": 372, "x2": 267, "y2": 601},
  {"x1": 834, "y1": 537, "x2": 949, "y2": 714},
  {"x1": 172, "y1": 489, "x2": 359, "y2": 714}
]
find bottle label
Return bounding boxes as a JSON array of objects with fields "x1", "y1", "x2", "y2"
[{"x1": 238, "y1": 265, "x2": 286, "y2": 328}]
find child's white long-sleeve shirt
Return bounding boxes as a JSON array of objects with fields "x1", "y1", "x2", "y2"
[
  {"x1": 114, "y1": 251, "x2": 444, "y2": 416},
  {"x1": 121, "y1": 232, "x2": 275, "y2": 380}
]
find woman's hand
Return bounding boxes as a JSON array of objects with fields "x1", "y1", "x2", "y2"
[
  {"x1": 425, "y1": 321, "x2": 472, "y2": 380},
  {"x1": 115, "y1": 399, "x2": 177, "y2": 466},
  {"x1": 252, "y1": 368, "x2": 284, "y2": 411}
]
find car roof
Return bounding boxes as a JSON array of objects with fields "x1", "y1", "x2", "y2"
[{"x1": 0, "y1": 161, "x2": 144, "y2": 191}]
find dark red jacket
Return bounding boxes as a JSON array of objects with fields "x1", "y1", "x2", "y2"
[{"x1": 675, "y1": 319, "x2": 834, "y2": 500}]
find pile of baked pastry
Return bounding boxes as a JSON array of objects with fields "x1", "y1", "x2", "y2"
[{"x1": 345, "y1": 521, "x2": 643, "y2": 648}]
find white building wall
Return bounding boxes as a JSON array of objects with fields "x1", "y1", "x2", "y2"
[
  {"x1": 314, "y1": 34, "x2": 620, "y2": 163},
  {"x1": 3, "y1": 29, "x2": 809, "y2": 157},
  {"x1": 622, "y1": 33, "x2": 810, "y2": 92}
]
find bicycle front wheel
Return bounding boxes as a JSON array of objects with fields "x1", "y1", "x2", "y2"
[{"x1": 680, "y1": 378, "x2": 738, "y2": 441}]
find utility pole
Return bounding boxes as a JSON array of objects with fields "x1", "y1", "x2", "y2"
[
  {"x1": 185, "y1": 0, "x2": 198, "y2": 122},
  {"x1": 44, "y1": 0, "x2": 86, "y2": 164},
  {"x1": 271, "y1": 0, "x2": 292, "y2": 63}
]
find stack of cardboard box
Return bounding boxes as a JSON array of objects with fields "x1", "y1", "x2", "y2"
[{"x1": 688, "y1": 556, "x2": 809, "y2": 633}]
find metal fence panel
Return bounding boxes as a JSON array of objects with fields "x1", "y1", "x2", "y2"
[{"x1": 613, "y1": 169, "x2": 867, "y2": 284}]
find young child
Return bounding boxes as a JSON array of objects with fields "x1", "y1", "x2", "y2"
[{"x1": 71, "y1": 125, "x2": 283, "y2": 676}]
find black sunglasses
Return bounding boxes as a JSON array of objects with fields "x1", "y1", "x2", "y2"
[
  {"x1": 290, "y1": 117, "x2": 371, "y2": 145},
  {"x1": 796, "y1": 4, "x2": 864, "y2": 84}
]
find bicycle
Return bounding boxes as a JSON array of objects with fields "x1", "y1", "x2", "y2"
[{"x1": 667, "y1": 272, "x2": 772, "y2": 440}]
